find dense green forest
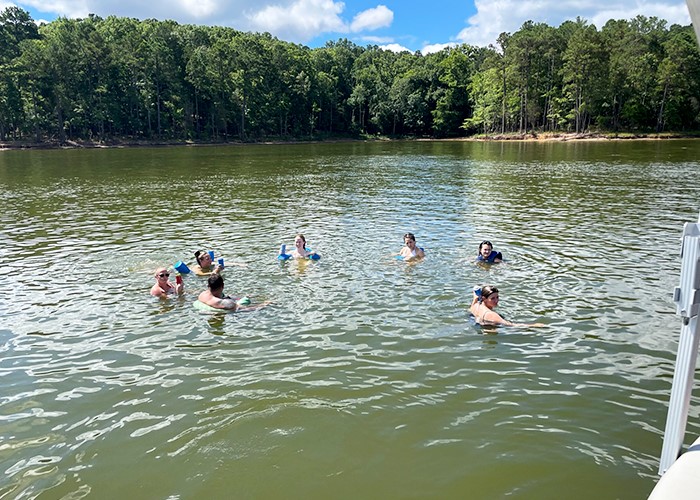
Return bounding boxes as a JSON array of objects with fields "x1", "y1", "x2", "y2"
[{"x1": 0, "y1": 6, "x2": 699, "y2": 144}]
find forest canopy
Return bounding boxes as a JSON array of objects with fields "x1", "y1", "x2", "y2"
[{"x1": 0, "y1": 7, "x2": 699, "y2": 144}]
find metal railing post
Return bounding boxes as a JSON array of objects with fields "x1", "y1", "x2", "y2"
[{"x1": 659, "y1": 212, "x2": 700, "y2": 475}]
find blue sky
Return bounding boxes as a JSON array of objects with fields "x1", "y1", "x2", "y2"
[{"x1": 1, "y1": 0, "x2": 692, "y2": 53}]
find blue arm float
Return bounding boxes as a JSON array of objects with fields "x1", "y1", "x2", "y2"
[{"x1": 174, "y1": 261, "x2": 191, "y2": 274}]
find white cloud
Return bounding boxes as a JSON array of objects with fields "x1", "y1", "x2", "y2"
[
  {"x1": 19, "y1": 0, "x2": 90, "y2": 18},
  {"x1": 245, "y1": 1, "x2": 394, "y2": 43},
  {"x1": 360, "y1": 35, "x2": 395, "y2": 43},
  {"x1": 588, "y1": 2, "x2": 691, "y2": 27},
  {"x1": 177, "y1": 0, "x2": 218, "y2": 18},
  {"x1": 378, "y1": 42, "x2": 410, "y2": 52},
  {"x1": 454, "y1": 0, "x2": 692, "y2": 47},
  {"x1": 421, "y1": 42, "x2": 457, "y2": 54},
  {"x1": 16, "y1": 0, "x2": 220, "y2": 20},
  {"x1": 350, "y1": 4, "x2": 392, "y2": 32},
  {"x1": 9, "y1": 0, "x2": 395, "y2": 45},
  {"x1": 246, "y1": 0, "x2": 347, "y2": 42},
  {"x1": 10, "y1": 0, "x2": 691, "y2": 52}
]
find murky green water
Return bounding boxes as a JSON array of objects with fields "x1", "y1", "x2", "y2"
[{"x1": 0, "y1": 140, "x2": 699, "y2": 498}]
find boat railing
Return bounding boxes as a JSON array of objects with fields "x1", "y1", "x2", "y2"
[{"x1": 658, "y1": 211, "x2": 700, "y2": 475}]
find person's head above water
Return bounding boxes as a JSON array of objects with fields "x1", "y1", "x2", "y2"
[
  {"x1": 294, "y1": 234, "x2": 306, "y2": 249},
  {"x1": 404, "y1": 232, "x2": 417, "y2": 248},
  {"x1": 480, "y1": 285, "x2": 500, "y2": 308},
  {"x1": 154, "y1": 267, "x2": 170, "y2": 281},
  {"x1": 470, "y1": 284, "x2": 543, "y2": 327},
  {"x1": 478, "y1": 240, "x2": 493, "y2": 258},
  {"x1": 207, "y1": 272, "x2": 224, "y2": 292},
  {"x1": 195, "y1": 250, "x2": 212, "y2": 267}
]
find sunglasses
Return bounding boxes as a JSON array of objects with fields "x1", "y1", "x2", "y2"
[{"x1": 158, "y1": 272, "x2": 170, "y2": 278}]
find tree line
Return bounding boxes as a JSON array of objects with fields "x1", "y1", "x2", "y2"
[{"x1": 0, "y1": 7, "x2": 699, "y2": 144}]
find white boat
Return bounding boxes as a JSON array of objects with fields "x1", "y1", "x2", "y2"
[{"x1": 649, "y1": 436, "x2": 700, "y2": 499}]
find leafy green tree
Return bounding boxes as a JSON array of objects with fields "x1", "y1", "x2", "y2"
[
  {"x1": 135, "y1": 20, "x2": 186, "y2": 138},
  {"x1": 624, "y1": 16, "x2": 669, "y2": 129},
  {"x1": 601, "y1": 19, "x2": 634, "y2": 130},
  {"x1": 655, "y1": 25, "x2": 700, "y2": 131},
  {"x1": 351, "y1": 46, "x2": 399, "y2": 134},
  {"x1": 0, "y1": 7, "x2": 39, "y2": 140},
  {"x1": 432, "y1": 45, "x2": 483, "y2": 137},
  {"x1": 465, "y1": 61, "x2": 503, "y2": 134},
  {"x1": 559, "y1": 19, "x2": 606, "y2": 133},
  {"x1": 2, "y1": 9, "x2": 699, "y2": 144},
  {"x1": 313, "y1": 39, "x2": 362, "y2": 134},
  {"x1": 97, "y1": 16, "x2": 148, "y2": 138}
]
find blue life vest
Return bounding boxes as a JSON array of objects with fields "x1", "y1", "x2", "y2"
[{"x1": 477, "y1": 250, "x2": 502, "y2": 263}]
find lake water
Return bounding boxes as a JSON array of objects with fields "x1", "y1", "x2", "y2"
[{"x1": 0, "y1": 139, "x2": 699, "y2": 498}]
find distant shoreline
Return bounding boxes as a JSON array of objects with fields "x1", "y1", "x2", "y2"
[
  {"x1": 1, "y1": 132, "x2": 698, "y2": 151},
  {"x1": 422, "y1": 131, "x2": 700, "y2": 142}
]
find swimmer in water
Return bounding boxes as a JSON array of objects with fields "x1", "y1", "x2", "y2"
[
  {"x1": 192, "y1": 250, "x2": 224, "y2": 276},
  {"x1": 289, "y1": 234, "x2": 320, "y2": 260},
  {"x1": 399, "y1": 232, "x2": 425, "y2": 261},
  {"x1": 476, "y1": 240, "x2": 503, "y2": 263},
  {"x1": 150, "y1": 267, "x2": 184, "y2": 297},
  {"x1": 470, "y1": 285, "x2": 544, "y2": 327},
  {"x1": 196, "y1": 273, "x2": 271, "y2": 311}
]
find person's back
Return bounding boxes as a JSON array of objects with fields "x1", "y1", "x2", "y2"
[
  {"x1": 197, "y1": 273, "x2": 236, "y2": 309},
  {"x1": 197, "y1": 273, "x2": 271, "y2": 312}
]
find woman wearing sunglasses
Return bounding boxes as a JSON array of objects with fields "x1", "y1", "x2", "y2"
[{"x1": 150, "y1": 267, "x2": 184, "y2": 297}]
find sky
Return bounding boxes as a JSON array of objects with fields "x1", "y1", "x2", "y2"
[{"x1": 0, "y1": 0, "x2": 693, "y2": 53}]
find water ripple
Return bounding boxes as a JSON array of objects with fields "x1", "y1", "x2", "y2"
[{"x1": 0, "y1": 141, "x2": 698, "y2": 498}]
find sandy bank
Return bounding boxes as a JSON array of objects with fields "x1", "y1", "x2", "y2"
[{"x1": 1, "y1": 132, "x2": 697, "y2": 151}]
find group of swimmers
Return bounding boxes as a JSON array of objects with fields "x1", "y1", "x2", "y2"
[{"x1": 150, "y1": 234, "x2": 545, "y2": 327}]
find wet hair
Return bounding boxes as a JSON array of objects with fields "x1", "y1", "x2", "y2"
[
  {"x1": 207, "y1": 273, "x2": 224, "y2": 291},
  {"x1": 404, "y1": 233, "x2": 416, "y2": 241},
  {"x1": 295, "y1": 234, "x2": 306, "y2": 246},
  {"x1": 481, "y1": 285, "x2": 499, "y2": 299},
  {"x1": 478, "y1": 240, "x2": 493, "y2": 254},
  {"x1": 194, "y1": 250, "x2": 210, "y2": 265}
]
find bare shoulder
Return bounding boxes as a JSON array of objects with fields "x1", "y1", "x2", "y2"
[{"x1": 193, "y1": 266, "x2": 211, "y2": 276}]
